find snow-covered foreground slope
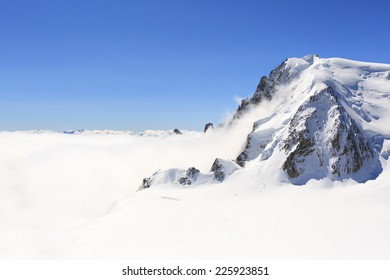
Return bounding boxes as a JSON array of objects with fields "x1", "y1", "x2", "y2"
[
  {"x1": 1, "y1": 131, "x2": 390, "y2": 259},
  {"x1": 0, "y1": 128, "x2": 253, "y2": 258},
  {"x1": 44, "y1": 166, "x2": 390, "y2": 259},
  {"x1": 1, "y1": 56, "x2": 390, "y2": 259}
]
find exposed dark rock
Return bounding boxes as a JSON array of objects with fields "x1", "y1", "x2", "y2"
[
  {"x1": 281, "y1": 85, "x2": 378, "y2": 182},
  {"x1": 139, "y1": 170, "x2": 161, "y2": 190},
  {"x1": 256, "y1": 76, "x2": 268, "y2": 92},
  {"x1": 236, "y1": 135, "x2": 251, "y2": 167},
  {"x1": 186, "y1": 167, "x2": 200, "y2": 180},
  {"x1": 176, "y1": 167, "x2": 201, "y2": 186},
  {"x1": 210, "y1": 158, "x2": 226, "y2": 182},
  {"x1": 282, "y1": 133, "x2": 315, "y2": 178},
  {"x1": 63, "y1": 129, "x2": 85, "y2": 134},
  {"x1": 178, "y1": 177, "x2": 192, "y2": 185},
  {"x1": 235, "y1": 120, "x2": 275, "y2": 167},
  {"x1": 236, "y1": 151, "x2": 248, "y2": 167},
  {"x1": 141, "y1": 177, "x2": 153, "y2": 189},
  {"x1": 233, "y1": 59, "x2": 295, "y2": 119},
  {"x1": 204, "y1": 123, "x2": 214, "y2": 133},
  {"x1": 173, "y1": 128, "x2": 182, "y2": 134},
  {"x1": 329, "y1": 118, "x2": 374, "y2": 176}
]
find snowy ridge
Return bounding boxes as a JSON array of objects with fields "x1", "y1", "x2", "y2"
[
  {"x1": 140, "y1": 159, "x2": 240, "y2": 189},
  {"x1": 143, "y1": 55, "x2": 390, "y2": 187}
]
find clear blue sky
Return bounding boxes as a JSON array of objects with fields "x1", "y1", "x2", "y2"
[{"x1": 1, "y1": 0, "x2": 389, "y2": 131}]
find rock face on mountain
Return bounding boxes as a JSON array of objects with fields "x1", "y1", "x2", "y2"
[
  {"x1": 177, "y1": 167, "x2": 200, "y2": 185},
  {"x1": 140, "y1": 55, "x2": 390, "y2": 188},
  {"x1": 210, "y1": 158, "x2": 240, "y2": 182},
  {"x1": 280, "y1": 86, "x2": 380, "y2": 183},
  {"x1": 235, "y1": 55, "x2": 317, "y2": 119},
  {"x1": 204, "y1": 123, "x2": 214, "y2": 133}
]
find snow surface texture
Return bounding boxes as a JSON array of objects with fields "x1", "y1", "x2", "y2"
[{"x1": 1, "y1": 55, "x2": 390, "y2": 259}]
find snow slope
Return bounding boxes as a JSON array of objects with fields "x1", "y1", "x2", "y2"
[{"x1": 1, "y1": 55, "x2": 390, "y2": 259}]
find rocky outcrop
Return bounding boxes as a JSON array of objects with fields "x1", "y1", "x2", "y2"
[
  {"x1": 141, "y1": 177, "x2": 153, "y2": 189},
  {"x1": 210, "y1": 158, "x2": 240, "y2": 182},
  {"x1": 234, "y1": 55, "x2": 318, "y2": 120},
  {"x1": 177, "y1": 167, "x2": 200, "y2": 186},
  {"x1": 173, "y1": 128, "x2": 182, "y2": 134},
  {"x1": 139, "y1": 160, "x2": 240, "y2": 189},
  {"x1": 235, "y1": 60, "x2": 294, "y2": 118},
  {"x1": 204, "y1": 123, "x2": 214, "y2": 133},
  {"x1": 210, "y1": 159, "x2": 225, "y2": 181},
  {"x1": 186, "y1": 167, "x2": 200, "y2": 180},
  {"x1": 177, "y1": 177, "x2": 192, "y2": 185}
]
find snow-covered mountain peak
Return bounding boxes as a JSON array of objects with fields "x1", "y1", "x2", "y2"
[{"x1": 142, "y1": 55, "x2": 390, "y2": 188}]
